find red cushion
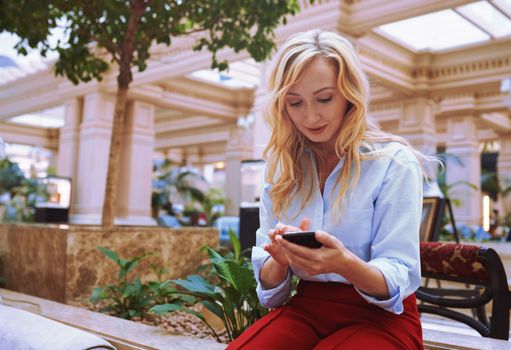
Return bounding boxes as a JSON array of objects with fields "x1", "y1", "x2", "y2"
[{"x1": 420, "y1": 242, "x2": 489, "y2": 283}]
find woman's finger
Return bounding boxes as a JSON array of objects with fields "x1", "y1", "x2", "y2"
[
  {"x1": 276, "y1": 235, "x2": 314, "y2": 259},
  {"x1": 288, "y1": 252, "x2": 316, "y2": 272},
  {"x1": 299, "y1": 218, "x2": 311, "y2": 231},
  {"x1": 275, "y1": 223, "x2": 301, "y2": 233}
]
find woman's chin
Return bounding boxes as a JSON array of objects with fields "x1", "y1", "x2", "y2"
[{"x1": 307, "y1": 135, "x2": 329, "y2": 144}]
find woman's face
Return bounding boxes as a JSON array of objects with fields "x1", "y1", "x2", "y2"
[{"x1": 284, "y1": 57, "x2": 349, "y2": 152}]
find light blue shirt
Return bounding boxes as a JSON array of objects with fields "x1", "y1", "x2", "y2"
[{"x1": 252, "y1": 142, "x2": 423, "y2": 314}]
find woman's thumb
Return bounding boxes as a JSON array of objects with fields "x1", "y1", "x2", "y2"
[{"x1": 315, "y1": 231, "x2": 337, "y2": 248}]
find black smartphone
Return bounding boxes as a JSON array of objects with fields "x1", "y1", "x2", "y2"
[{"x1": 282, "y1": 231, "x2": 322, "y2": 249}]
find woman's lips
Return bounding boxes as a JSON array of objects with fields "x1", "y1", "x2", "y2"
[{"x1": 307, "y1": 125, "x2": 327, "y2": 134}]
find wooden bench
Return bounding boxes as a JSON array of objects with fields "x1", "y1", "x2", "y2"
[{"x1": 418, "y1": 242, "x2": 511, "y2": 340}]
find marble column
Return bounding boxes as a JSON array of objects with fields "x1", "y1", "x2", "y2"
[
  {"x1": 398, "y1": 97, "x2": 438, "y2": 179},
  {"x1": 445, "y1": 116, "x2": 481, "y2": 226},
  {"x1": 57, "y1": 98, "x2": 82, "y2": 201},
  {"x1": 115, "y1": 100, "x2": 156, "y2": 225},
  {"x1": 497, "y1": 133, "x2": 511, "y2": 214},
  {"x1": 196, "y1": 147, "x2": 205, "y2": 175},
  {"x1": 225, "y1": 126, "x2": 253, "y2": 216},
  {"x1": 252, "y1": 63, "x2": 270, "y2": 160},
  {"x1": 70, "y1": 93, "x2": 115, "y2": 224}
]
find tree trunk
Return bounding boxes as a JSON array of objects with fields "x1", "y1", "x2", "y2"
[
  {"x1": 101, "y1": 0, "x2": 146, "y2": 226},
  {"x1": 101, "y1": 84, "x2": 129, "y2": 226}
]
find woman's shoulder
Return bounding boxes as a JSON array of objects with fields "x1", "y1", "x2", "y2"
[{"x1": 362, "y1": 141, "x2": 420, "y2": 166}]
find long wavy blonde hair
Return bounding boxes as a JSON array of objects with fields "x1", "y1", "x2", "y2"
[{"x1": 263, "y1": 30, "x2": 425, "y2": 218}]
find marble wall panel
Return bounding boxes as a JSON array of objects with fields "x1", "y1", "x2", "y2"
[
  {"x1": 4, "y1": 224, "x2": 67, "y2": 302},
  {"x1": 0, "y1": 224, "x2": 219, "y2": 303},
  {"x1": 0, "y1": 224, "x2": 8, "y2": 284}
]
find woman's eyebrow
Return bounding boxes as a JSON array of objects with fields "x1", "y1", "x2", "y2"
[
  {"x1": 313, "y1": 87, "x2": 336, "y2": 94},
  {"x1": 286, "y1": 86, "x2": 336, "y2": 97}
]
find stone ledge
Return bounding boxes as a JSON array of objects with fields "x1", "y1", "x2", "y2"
[
  {"x1": 0, "y1": 288, "x2": 225, "y2": 350},
  {"x1": 423, "y1": 328, "x2": 510, "y2": 350},
  {"x1": 2, "y1": 288, "x2": 509, "y2": 350}
]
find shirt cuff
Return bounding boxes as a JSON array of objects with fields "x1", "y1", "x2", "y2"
[
  {"x1": 354, "y1": 258, "x2": 408, "y2": 314},
  {"x1": 252, "y1": 246, "x2": 292, "y2": 308}
]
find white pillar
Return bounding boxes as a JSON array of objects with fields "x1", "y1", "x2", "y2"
[
  {"x1": 47, "y1": 150, "x2": 58, "y2": 175},
  {"x1": 225, "y1": 126, "x2": 253, "y2": 216},
  {"x1": 252, "y1": 63, "x2": 271, "y2": 160},
  {"x1": 115, "y1": 100, "x2": 156, "y2": 225},
  {"x1": 196, "y1": 147, "x2": 206, "y2": 175},
  {"x1": 446, "y1": 116, "x2": 481, "y2": 226},
  {"x1": 497, "y1": 133, "x2": 511, "y2": 214},
  {"x1": 57, "y1": 98, "x2": 82, "y2": 199},
  {"x1": 70, "y1": 93, "x2": 115, "y2": 224},
  {"x1": 399, "y1": 98, "x2": 438, "y2": 179}
]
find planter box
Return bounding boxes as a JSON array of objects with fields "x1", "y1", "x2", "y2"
[{"x1": 0, "y1": 223, "x2": 218, "y2": 303}]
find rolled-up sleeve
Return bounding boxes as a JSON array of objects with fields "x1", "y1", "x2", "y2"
[
  {"x1": 356, "y1": 149, "x2": 423, "y2": 314},
  {"x1": 251, "y1": 182, "x2": 293, "y2": 308}
]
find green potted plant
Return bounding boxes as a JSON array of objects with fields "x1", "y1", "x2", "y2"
[
  {"x1": 201, "y1": 188, "x2": 227, "y2": 226},
  {"x1": 0, "y1": 158, "x2": 25, "y2": 221},
  {"x1": 152, "y1": 160, "x2": 208, "y2": 225}
]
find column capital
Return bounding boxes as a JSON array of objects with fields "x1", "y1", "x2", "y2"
[
  {"x1": 399, "y1": 96, "x2": 436, "y2": 134},
  {"x1": 437, "y1": 94, "x2": 477, "y2": 117},
  {"x1": 445, "y1": 115, "x2": 479, "y2": 149}
]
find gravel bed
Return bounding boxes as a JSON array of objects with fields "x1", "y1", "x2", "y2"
[{"x1": 68, "y1": 299, "x2": 229, "y2": 344}]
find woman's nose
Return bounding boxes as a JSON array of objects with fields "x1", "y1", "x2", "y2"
[{"x1": 305, "y1": 106, "x2": 321, "y2": 123}]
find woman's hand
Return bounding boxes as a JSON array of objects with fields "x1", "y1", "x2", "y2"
[
  {"x1": 276, "y1": 230, "x2": 354, "y2": 276},
  {"x1": 275, "y1": 229, "x2": 390, "y2": 300},
  {"x1": 263, "y1": 218, "x2": 311, "y2": 268}
]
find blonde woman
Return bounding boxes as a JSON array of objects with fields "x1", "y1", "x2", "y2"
[{"x1": 227, "y1": 30, "x2": 424, "y2": 350}]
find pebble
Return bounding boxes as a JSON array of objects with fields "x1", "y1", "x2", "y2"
[{"x1": 68, "y1": 299, "x2": 229, "y2": 343}]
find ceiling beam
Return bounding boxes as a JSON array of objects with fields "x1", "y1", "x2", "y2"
[
  {"x1": 155, "y1": 124, "x2": 232, "y2": 149},
  {"x1": 156, "y1": 117, "x2": 225, "y2": 134},
  {"x1": 0, "y1": 122, "x2": 58, "y2": 149},
  {"x1": 128, "y1": 85, "x2": 243, "y2": 121},
  {"x1": 344, "y1": 0, "x2": 478, "y2": 35}
]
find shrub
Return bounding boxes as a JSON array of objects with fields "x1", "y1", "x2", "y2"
[
  {"x1": 151, "y1": 230, "x2": 268, "y2": 342},
  {"x1": 91, "y1": 246, "x2": 188, "y2": 319}
]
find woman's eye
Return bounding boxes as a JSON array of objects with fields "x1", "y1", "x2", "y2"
[
  {"x1": 289, "y1": 101, "x2": 302, "y2": 107},
  {"x1": 318, "y1": 97, "x2": 332, "y2": 104}
]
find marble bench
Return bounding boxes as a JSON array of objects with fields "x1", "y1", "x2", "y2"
[
  {"x1": 0, "y1": 288, "x2": 225, "y2": 350},
  {"x1": 0, "y1": 302, "x2": 116, "y2": 350}
]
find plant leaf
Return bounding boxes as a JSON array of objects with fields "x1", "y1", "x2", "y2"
[
  {"x1": 97, "y1": 246, "x2": 120, "y2": 265},
  {"x1": 173, "y1": 275, "x2": 215, "y2": 295},
  {"x1": 208, "y1": 248, "x2": 237, "y2": 288},
  {"x1": 225, "y1": 261, "x2": 255, "y2": 295},
  {"x1": 150, "y1": 303, "x2": 206, "y2": 322},
  {"x1": 201, "y1": 300, "x2": 224, "y2": 321},
  {"x1": 229, "y1": 229, "x2": 241, "y2": 262},
  {"x1": 90, "y1": 287, "x2": 110, "y2": 303}
]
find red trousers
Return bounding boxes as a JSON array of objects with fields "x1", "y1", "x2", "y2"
[{"x1": 227, "y1": 280, "x2": 423, "y2": 350}]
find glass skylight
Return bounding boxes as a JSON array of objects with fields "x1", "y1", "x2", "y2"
[
  {"x1": 377, "y1": 9, "x2": 490, "y2": 51},
  {"x1": 492, "y1": 0, "x2": 511, "y2": 17},
  {"x1": 9, "y1": 106, "x2": 65, "y2": 128},
  {"x1": 457, "y1": 1, "x2": 511, "y2": 38}
]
